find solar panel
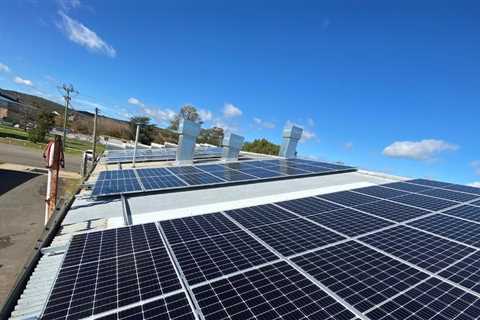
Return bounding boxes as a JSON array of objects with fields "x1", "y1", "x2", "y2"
[
  {"x1": 42, "y1": 225, "x2": 182, "y2": 319},
  {"x1": 381, "y1": 181, "x2": 433, "y2": 193},
  {"x1": 62, "y1": 224, "x2": 163, "y2": 268},
  {"x1": 408, "y1": 178, "x2": 453, "y2": 188},
  {"x1": 175, "y1": 172, "x2": 225, "y2": 185},
  {"x1": 443, "y1": 205, "x2": 480, "y2": 222},
  {"x1": 192, "y1": 261, "x2": 357, "y2": 320},
  {"x1": 275, "y1": 196, "x2": 343, "y2": 216},
  {"x1": 365, "y1": 278, "x2": 480, "y2": 320},
  {"x1": 360, "y1": 226, "x2": 475, "y2": 272},
  {"x1": 391, "y1": 193, "x2": 457, "y2": 211},
  {"x1": 354, "y1": 200, "x2": 431, "y2": 222},
  {"x1": 442, "y1": 183, "x2": 480, "y2": 195},
  {"x1": 206, "y1": 169, "x2": 257, "y2": 181},
  {"x1": 91, "y1": 159, "x2": 356, "y2": 197},
  {"x1": 292, "y1": 241, "x2": 429, "y2": 312},
  {"x1": 160, "y1": 212, "x2": 242, "y2": 244},
  {"x1": 94, "y1": 293, "x2": 195, "y2": 320},
  {"x1": 317, "y1": 191, "x2": 380, "y2": 207},
  {"x1": 417, "y1": 188, "x2": 479, "y2": 202},
  {"x1": 351, "y1": 185, "x2": 409, "y2": 199},
  {"x1": 439, "y1": 251, "x2": 480, "y2": 294},
  {"x1": 225, "y1": 204, "x2": 297, "y2": 229},
  {"x1": 408, "y1": 214, "x2": 480, "y2": 247},
  {"x1": 307, "y1": 208, "x2": 393, "y2": 237},
  {"x1": 91, "y1": 177, "x2": 143, "y2": 196},
  {"x1": 471, "y1": 199, "x2": 480, "y2": 206},
  {"x1": 168, "y1": 230, "x2": 278, "y2": 285},
  {"x1": 247, "y1": 218, "x2": 345, "y2": 256}
]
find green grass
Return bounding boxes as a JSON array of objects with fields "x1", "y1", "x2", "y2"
[{"x1": 0, "y1": 124, "x2": 105, "y2": 155}]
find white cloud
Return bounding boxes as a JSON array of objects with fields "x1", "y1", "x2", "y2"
[
  {"x1": 58, "y1": 0, "x2": 81, "y2": 11},
  {"x1": 223, "y1": 103, "x2": 242, "y2": 118},
  {"x1": 128, "y1": 97, "x2": 144, "y2": 107},
  {"x1": 301, "y1": 130, "x2": 316, "y2": 143},
  {"x1": 14, "y1": 76, "x2": 33, "y2": 86},
  {"x1": 253, "y1": 117, "x2": 275, "y2": 129},
  {"x1": 383, "y1": 139, "x2": 458, "y2": 160},
  {"x1": 0, "y1": 63, "x2": 10, "y2": 73},
  {"x1": 58, "y1": 11, "x2": 116, "y2": 57},
  {"x1": 198, "y1": 109, "x2": 213, "y2": 122},
  {"x1": 141, "y1": 107, "x2": 177, "y2": 125},
  {"x1": 468, "y1": 182, "x2": 480, "y2": 188},
  {"x1": 471, "y1": 161, "x2": 480, "y2": 176}
]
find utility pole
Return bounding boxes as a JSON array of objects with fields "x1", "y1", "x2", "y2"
[
  {"x1": 59, "y1": 84, "x2": 78, "y2": 143},
  {"x1": 132, "y1": 124, "x2": 140, "y2": 168},
  {"x1": 92, "y1": 107, "x2": 98, "y2": 161}
]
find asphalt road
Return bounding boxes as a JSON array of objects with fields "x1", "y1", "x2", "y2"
[{"x1": 0, "y1": 143, "x2": 81, "y2": 173}]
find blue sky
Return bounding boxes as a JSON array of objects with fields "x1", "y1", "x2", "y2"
[{"x1": 1, "y1": 0, "x2": 480, "y2": 185}]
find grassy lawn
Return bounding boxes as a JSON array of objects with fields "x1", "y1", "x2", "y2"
[{"x1": 0, "y1": 124, "x2": 105, "y2": 155}]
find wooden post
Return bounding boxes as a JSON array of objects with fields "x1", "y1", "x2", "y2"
[{"x1": 45, "y1": 135, "x2": 62, "y2": 225}]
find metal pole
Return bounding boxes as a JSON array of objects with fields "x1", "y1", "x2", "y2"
[
  {"x1": 92, "y1": 107, "x2": 98, "y2": 161},
  {"x1": 132, "y1": 124, "x2": 140, "y2": 168},
  {"x1": 62, "y1": 93, "x2": 70, "y2": 143}
]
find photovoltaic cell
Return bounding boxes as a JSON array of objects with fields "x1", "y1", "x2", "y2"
[
  {"x1": 439, "y1": 251, "x2": 480, "y2": 294},
  {"x1": 354, "y1": 200, "x2": 430, "y2": 222},
  {"x1": 62, "y1": 223, "x2": 163, "y2": 268},
  {"x1": 225, "y1": 204, "x2": 297, "y2": 229},
  {"x1": 42, "y1": 238, "x2": 181, "y2": 319},
  {"x1": 97, "y1": 169, "x2": 137, "y2": 181},
  {"x1": 170, "y1": 231, "x2": 278, "y2": 285},
  {"x1": 391, "y1": 193, "x2": 457, "y2": 211},
  {"x1": 471, "y1": 199, "x2": 480, "y2": 206},
  {"x1": 408, "y1": 214, "x2": 480, "y2": 247},
  {"x1": 317, "y1": 191, "x2": 379, "y2": 207},
  {"x1": 95, "y1": 293, "x2": 195, "y2": 320},
  {"x1": 249, "y1": 218, "x2": 345, "y2": 256},
  {"x1": 206, "y1": 170, "x2": 256, "y2": 182},
  {"x1": 136, "y1": 167, "x2": 172, "y2": 177},
  {"x1": 260, "y1": 165, "x2": 311, "y2": 175},
  {"x1": 442, "y1": 183, "x2": 480, "y2": 196},
  {"x1": 275, "y1": 196, "x2": 343, "y2": 217},
  {"x1": 192, "y1": 261, "x2": 357, "y2": 320},
  {"x1": 236, "y1": 167, "x2": 284, "y2": 178},
  {"x1": 366, "y1": 278, "x2": 480, "y2": 320},
  {"x1": 167, "y1": 166, "x2": 205, "y2": 175},
  {"x1": 351, "y1": 185, "x2": 409, "y2": 199},
  {"x1": 443, "y1": 205, "x2": 480, "y2": 222},
  {"x1": 307, "y1": 208, "x2": 393, "y2": 237},
  {"x1": 92, "y1": 178, "x2": 142, "y2": 196},
  {"x1": 418, "y1": 188, "x2": 479, "y2": 202},
  {"x1": 292, "y1": 241, "x2": 429, "y2": 312},
  {"x1": 407, "y1": 178, "x2": 453, "y2": 188},
  {"x1": 140, "y1": 175, "x2": 187, "y2": 190},
  {"x1": 160, "y1": 212, "x2": 242, "y2": 244},
  {"x1": 360, "y1": 226, "x2": 475, "y2": 272},
  {"x1": 381, "y1": 181, "x2": 433, "y2": 193},
  {"x1": 174, "y1": 173, "x2": 224, "y2": 185}
]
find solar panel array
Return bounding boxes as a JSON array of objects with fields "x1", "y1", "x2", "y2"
[
  {"x1": 91, "y1": 158, "x2": 356, "y2": 197},
  {"x1": 44, "y1": 178, "x2": 480, "y2": 319},
  {"x1": 104, "y1": 147, "x2": 223, "y2": 164}
]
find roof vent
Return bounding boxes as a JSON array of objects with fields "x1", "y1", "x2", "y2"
[
  {"x1": 222, "y1": 133, "x2": 244, "y2": 161},
  {"x1": 176, "y1": 118, "x2": 201, "y2": 165},
  {"x1": 279, "y1": 125, "x2": 303, "y2": 158}
]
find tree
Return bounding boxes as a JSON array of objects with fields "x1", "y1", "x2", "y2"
[
  {"x1": 128, "y1": 116, "x2": 155, "y2": 145},
  {"x1": 28, "y1": 111, "x2": 55, "y2": 143},
  {"x1": 242, "y1": 138, "x2": 280, "y2": 155},
  {"x1": 197, "y1": 127, "x2": 224, "y2": 146},
  {"x1": 169, "y1": 105, "x2": 203, "y2": 130}
]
